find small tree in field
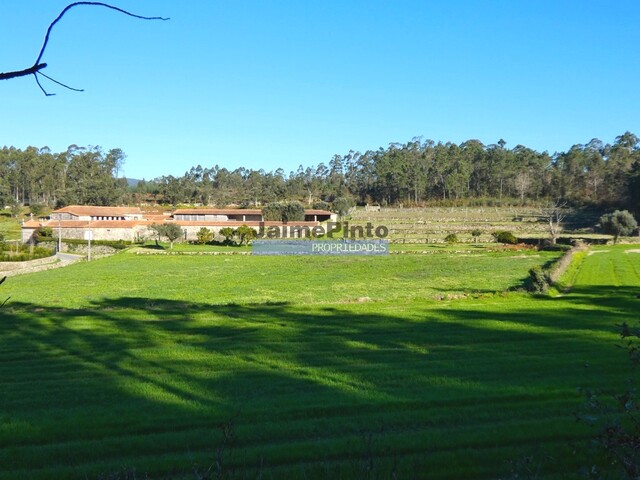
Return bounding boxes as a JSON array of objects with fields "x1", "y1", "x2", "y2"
[
  {"x1": 196, "y1": 227, "x2": 213, "y2": 244},
  {"x1": 444, "y1": 233, "x2": 458, "y2": 244},
  {"x1": 471, "y1": 229, "x2": 482, "y2": 244},
  {"x1": 149, "y1": 223, "x2": 183, "y2": 249},
  {"x1": 235, "y1": 225, "x2": 256, "y2": 245},
  {"x1": 162, "y1": 223, "x2": 183, "y2": 249},
  {"x1": 600, "y1": 210, "x2": 638, "y2": 244},
  {"x1": 148, "y1": 223, "x2": 163, "y2": 246},
  {"x1": 540, "y1": 200, "x2": 567, "y2": 244}
]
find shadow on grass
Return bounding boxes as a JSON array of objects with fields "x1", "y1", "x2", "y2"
[{"x1": 0, "y1": 285, "x2": 637, "y2": 479}]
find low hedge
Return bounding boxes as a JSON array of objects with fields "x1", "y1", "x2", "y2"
[
  {"x1": 36, "y1": 236, "x2": 132, "y2": 250},
  {"x1": 0, "y1": 246, "x2": 55, "y2": 262}
]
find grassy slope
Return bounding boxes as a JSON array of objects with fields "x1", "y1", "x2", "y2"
[
  {"x1": 0, "y1": 249, "x2": 638, "y2": 479},
  {"x1": 0, "y1": 212, "x2": 21, "y2": 241}
]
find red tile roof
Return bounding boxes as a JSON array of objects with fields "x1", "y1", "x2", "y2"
[
  {"x1": 172, "y1": 209, "x2": 263, "y2": 215},
  {"x1": 22, "y1": 220, "x2": 42, "y2": 228},
  {"x1": 54, "y1": 205, "x2": 143, "y2": 216},
  {"x1": 39, "y1": 220, "x2": 151, "y2": 229},
  {"x1": 173, "y1": 208, "x2": 333, "y2": 216},
  {"x1": 173, "y1": 221, "x2": 320, "y2": 227}
]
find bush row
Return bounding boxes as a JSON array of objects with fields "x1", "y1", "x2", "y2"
[
  {"x1": 525, "y1": 244, "x2": 588, "y2": 293},
  {"x1": 35, "y1": 236, "x2": 132, "y2": 250},
  {"x1": 0, "y1": 246, "x2": 55, "y2": 262}
]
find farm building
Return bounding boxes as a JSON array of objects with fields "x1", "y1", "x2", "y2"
[{"x1": 21, "y1": 206, "x2": 335, "y2": 243}]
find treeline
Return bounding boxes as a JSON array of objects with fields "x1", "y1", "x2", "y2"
[
  {"x1": 2, "y1": 133, "x2": 640, "y2": 211},
  {"x1": 134, "y1": 132, "x2": 640, "y2": 210},
  {"x1": 0, "y1": 145, "x2": 127, "y2": 207}
]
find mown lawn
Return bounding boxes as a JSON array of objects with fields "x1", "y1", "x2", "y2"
[
  {"x1": 0, "y1": 248, "x2": 638, "y2": 479},
  {"x1": 1, "y1": 250, "x2": 557, "y2": 308}
]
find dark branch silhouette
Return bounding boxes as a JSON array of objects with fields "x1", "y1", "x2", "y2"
[
  {"x1": 0, "y1": 2, "x2": 169, "y2": 94},
  {"x1": 0, "y1": 276, "x2": 8, "y2": 309}
]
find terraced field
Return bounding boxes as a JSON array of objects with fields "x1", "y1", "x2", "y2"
[
  {"x1": 348, "y1": 206, "x2": 606, "y2": 243},
  {"x1": 1, "y1": 245, "x2": 639, "y2": 478}
]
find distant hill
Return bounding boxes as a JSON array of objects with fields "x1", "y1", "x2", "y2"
[{"x1": 126, "y1": 178, "x2": 142, "y2": 187}]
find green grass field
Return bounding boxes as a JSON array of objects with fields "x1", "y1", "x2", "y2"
[
  {"x1": 0, "y1": 212, "x2": 21, "y2": 242},
  {"x1": 1, "y1": 247, "x2": 639, "y2": 479}
]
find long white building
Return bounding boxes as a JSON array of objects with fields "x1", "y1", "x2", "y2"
[{"x1": 22, "y1": 206, "x2": 335, "y2": 243}]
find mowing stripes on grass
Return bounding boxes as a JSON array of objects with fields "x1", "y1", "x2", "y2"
[
  {"x1": 0, "y1": 248, "x2": 638, "y2": 478},
  {"x1": 1, "y1": 251, "x2": 559, "y2": 308}
]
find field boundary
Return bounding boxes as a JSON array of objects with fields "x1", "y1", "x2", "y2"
[
  {"x1": 549, "y1": 243, "x2": 589, "y2": 292},
  {"x1": 132, "y1": 249, "x2": 251, "y2": 256},
  {"x1": 0, "y1": 255, "x2": 59, "y2": 275}
]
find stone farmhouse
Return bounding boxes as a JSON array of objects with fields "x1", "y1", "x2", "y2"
[{"x1": 22, "y1": 206, "x2": 335, "y2": 243}]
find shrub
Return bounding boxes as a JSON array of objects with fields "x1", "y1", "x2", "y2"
[
  {"x1": 39, "y1": 238, "x2": 132, "y2": 250},
  {"x1": 444, "y1": 233, "x2": 459, "y2": 244},
  {"x1": 262, "y1": 201, "x2": 306, "y2": 222},
  {"x1": 281, "y1": 201, "x2": 305, "y2": 223},
  {"x1": 34, "y1": 226, "x2": 54, "y2": 238},
  {"x1": 492, "y1": 230, "x2": 518, "y2": 244},
  {"x1": 599, "y1": 210, "x2": 638, "y2": 244},
  {"x1": 332, "y1": 197, "x2": 355, "y2": 218},
  {"x1": 471, "y1": 229, "x2": 482, "y2": 243},
  {"x1": 312, "y1": 200, "x2": 331, "y2": 211},
  {"x1": 29, "y1": 203, "x2": 46, "y2": 217},
  {"x1": 539, "y1": 241, "x2": 571, "y2": 252},
  {"x1": 0, "y1": 245, "x2": 54, "y2": 262},
  {"x1": 527, "y1": 266, "x2": 550, "y2": 293},
  {"x1": 235, "y1": 225, "x2": 257, "y2": 245},
  {"x1": 261, "y1": 203, "x2": 283, "y2": 222},
  {"x1": 219, "y1": 227, "x2": 236, "y2": 244},
  {"x1": 196, "y1": 227, "x2": 213, "y2": 244}
]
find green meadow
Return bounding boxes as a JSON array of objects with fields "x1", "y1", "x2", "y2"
[
  {"x1": 0, "y1": 212, "x2": 20, "y2": 242},
  {"x1": 1, "y1": 247, "x2": 639, "y2": 479}
]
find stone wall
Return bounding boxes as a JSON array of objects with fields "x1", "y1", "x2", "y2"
[
  {"x1": 0, "y1": 255, "x2": 59, "y2": 277},
  {"x1": 38, "y1": 241, "x2": 121, "y2": 256},
  {"x1": 0, "y1": 255, "x2": 57, "y2": 272},
  {"x1": 49, "y1": 227, "x2": 138, "y2": 242}
]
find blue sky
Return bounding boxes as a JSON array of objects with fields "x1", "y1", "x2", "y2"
[{"x1": 2, "y1": 1, "x2": 639, "y2": 180}]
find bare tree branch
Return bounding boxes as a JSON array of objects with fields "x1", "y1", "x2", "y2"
[
  {"x1": 0, "y1": 63, "x2": 48, "y2": 81},
  {"x1": 33, "y1": 72, "x2": 54, "y2": 96},
  {"x1": 0, "y1": 2, "x2": 169, "y2": 92},
  {"x1": 540, "y1": 200, "x2": 568, "y2": 244},
  {"x1": 38, "y1": 71, "x2": 85, "y2": 95}
]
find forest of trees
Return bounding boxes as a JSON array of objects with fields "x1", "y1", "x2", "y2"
[
  {"x1": 1, "y1": 132, "x2": 639, "y2": 212},
  {"x1": 0, "y1": 145, "x2": 127, "y2": 208}
]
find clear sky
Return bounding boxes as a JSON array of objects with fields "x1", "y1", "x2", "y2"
[{"x1": 2, "y1": 1, "x2": 639, "y2": 180}]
